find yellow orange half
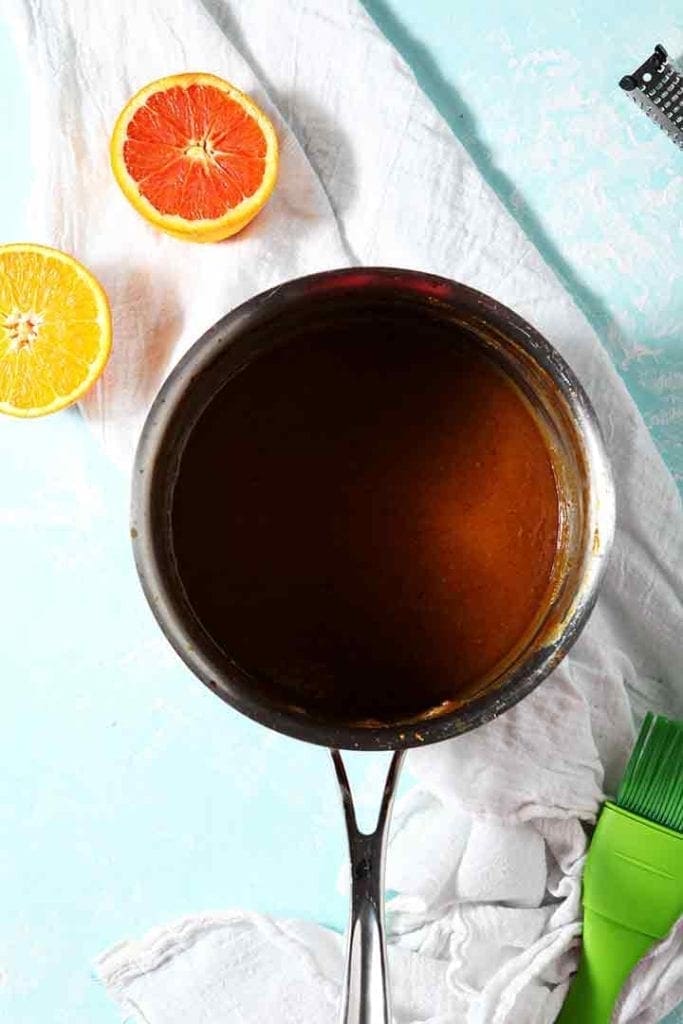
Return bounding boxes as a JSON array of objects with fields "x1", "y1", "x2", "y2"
[{"x1": 0, "y1": 243, "x2": 112, "y2": 418}]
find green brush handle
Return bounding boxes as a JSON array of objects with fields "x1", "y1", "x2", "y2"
[{"x1": 558, "y1": 802, "x2": 683, "y2": 1023}]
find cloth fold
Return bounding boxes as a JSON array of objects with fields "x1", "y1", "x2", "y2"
[{"x1": 5, "y1": 0, "x2": 682, "y2": 1020}]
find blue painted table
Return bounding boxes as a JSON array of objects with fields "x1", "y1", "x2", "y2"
[{"x1": 0, "y1": 3, "x2": 680, "y2": 1022}]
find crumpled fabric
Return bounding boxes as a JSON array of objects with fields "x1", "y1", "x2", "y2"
[{"x1": 5, "y1": 0, "x2": 682, "y2": 1020}]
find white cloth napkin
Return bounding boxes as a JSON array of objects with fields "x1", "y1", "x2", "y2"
[{"x1": 6, "y1": 0, "x2": 683, "y2": 1021}]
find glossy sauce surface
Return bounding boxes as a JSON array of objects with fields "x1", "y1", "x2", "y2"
[{"x1": 171, "y1": 320, "x2": 559, "y2": 723}]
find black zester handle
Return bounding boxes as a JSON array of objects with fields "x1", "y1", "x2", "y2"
[{"x1": 620, "y1": 44, "x2": 683, "y2": 149}]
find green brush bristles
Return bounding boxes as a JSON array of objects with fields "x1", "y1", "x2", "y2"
[{"x1": 617, "y1": 712, "x2": 683, "y2": 834}]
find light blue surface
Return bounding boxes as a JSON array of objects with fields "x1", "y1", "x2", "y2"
[
  {"x1": 0, "y1": 4, "x2": 681, "y2": 1023},
  {"x1": 364, "y1": 0, "x2": 683, "y2": 486}
]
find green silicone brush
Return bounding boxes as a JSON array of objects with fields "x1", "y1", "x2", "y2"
[{"x1": 558, "y1": 712, "x2": 683, "y2": 1023}]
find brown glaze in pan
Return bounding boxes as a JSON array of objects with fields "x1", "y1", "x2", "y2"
[{"x1": 131, "y1": 268, "x2": 614, "y2": 750}]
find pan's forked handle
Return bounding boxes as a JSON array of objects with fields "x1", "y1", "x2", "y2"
[{"x1": 331, "y1": 748, "x2": 406, "y2": 1024}]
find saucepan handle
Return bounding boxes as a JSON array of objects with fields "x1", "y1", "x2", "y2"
[{"x1": 331, "y1": 748, "x2": 405, "y2": 1024}]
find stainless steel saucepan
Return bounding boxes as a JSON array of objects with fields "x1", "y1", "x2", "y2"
[{"x1": 131, "y1": 268, "x2": 614, "y2": 1023}]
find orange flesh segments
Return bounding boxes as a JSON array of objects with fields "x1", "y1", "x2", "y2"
[{"x1": 123, "y1": 84, "x2": 268, "y2": 220}]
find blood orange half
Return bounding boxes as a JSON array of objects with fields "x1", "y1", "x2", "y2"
[{"x1": 110, "y1": 73, "x2": 279, "y2": 243}]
